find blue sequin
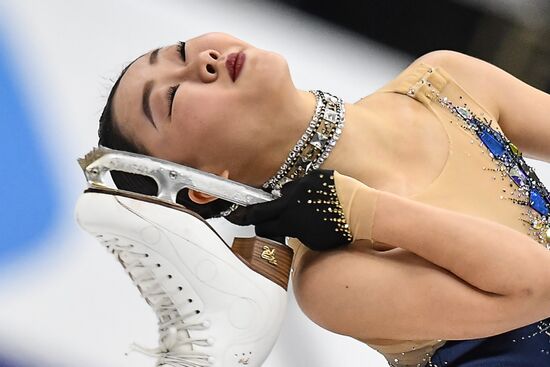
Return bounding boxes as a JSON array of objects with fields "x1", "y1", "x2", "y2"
[
  {"x1": 530, "y1": 188, "x2": 549, "y2": 216},
  {"x1": 467, "y1": 116, "x2": 481, "y2": 129},
  {"x1": 447, "y1": 104, "x2": 550, "y2": 223},
  {"x1": 477, "y1": 128, "x2": 506, "y2": 158},
  {"x1": 500, "y1": 150, "x2": 514, "y2": 165}
]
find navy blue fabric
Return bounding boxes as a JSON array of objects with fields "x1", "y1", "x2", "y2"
[{"x1": 429, "y1": 318, "x2": 550, "y2": 366}]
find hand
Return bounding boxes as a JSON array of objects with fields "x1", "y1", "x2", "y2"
[{"x1": 227, "y1": 169, "x2": 353, "y2": 251}]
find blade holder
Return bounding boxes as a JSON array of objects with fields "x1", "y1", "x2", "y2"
[{"x1": 78, "y1": 146, "x2": 277, "y2": 207}]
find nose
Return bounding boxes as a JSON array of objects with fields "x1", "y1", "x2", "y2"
[{"x1": 197, "y1": 49, "x2": 220, "y2": 83}]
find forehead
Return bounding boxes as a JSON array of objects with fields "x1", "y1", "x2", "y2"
[
  {"x1": 112, "y1": 50, "x2": 156, "y2": 138},
  {"x1": 111, "y1": 33, "x2": 249, "y2": 137}
]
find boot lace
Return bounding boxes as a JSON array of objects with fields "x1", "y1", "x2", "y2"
[{"x1": 99, "y1": 235, "x2": 215, "y2": 367}]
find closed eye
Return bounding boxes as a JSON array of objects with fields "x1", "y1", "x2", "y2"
[
  {"x1": 176, "y1": 41, "x2": 186, "y2": 62},
  {"x1": 167, "y1": 85, "x2": 179, "y2": 117}
]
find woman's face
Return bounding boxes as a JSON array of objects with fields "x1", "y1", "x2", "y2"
[{"x1": 113, "y1": 32, "x2": 296, "y2": 176}]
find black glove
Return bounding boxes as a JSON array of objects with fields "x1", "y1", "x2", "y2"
[{"x1": 227, "y1": 169, "x2": 353, "y2": 251}]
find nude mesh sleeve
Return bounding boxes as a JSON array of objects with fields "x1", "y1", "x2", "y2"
[{"x1": 333, "y1": 171, "x2": 380, "y2": 245}]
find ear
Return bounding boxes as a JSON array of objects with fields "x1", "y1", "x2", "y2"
[{"x1": 188, "y1": 169, "x2": 230, "y2": 204}]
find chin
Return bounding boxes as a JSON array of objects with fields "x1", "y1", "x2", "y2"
[{"x1": 246, "y1": 49, "x2": 293, "y2": 98}]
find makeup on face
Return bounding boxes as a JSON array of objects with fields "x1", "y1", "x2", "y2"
[{"x1": 226, "y1": 51, "x2": 246, "y2": 82}]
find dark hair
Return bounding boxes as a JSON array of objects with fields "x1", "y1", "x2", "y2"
[{"x1": 98, "y1": 65, "x2": 236, "y2": 219}]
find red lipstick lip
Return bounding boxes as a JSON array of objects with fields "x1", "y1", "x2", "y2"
[{"x1": 226, "y1": 51, "x2": 245, "y2": 82}]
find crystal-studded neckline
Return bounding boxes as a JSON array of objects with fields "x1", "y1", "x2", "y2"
[{"x1": 262, "y1": 90, "x2": 345, "y2": 195}]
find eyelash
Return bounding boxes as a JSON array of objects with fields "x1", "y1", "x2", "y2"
[
  {"x1": 176, "y1": 41, "x2": 186, "y2": 62},
  {"x1": 167, "y1": 85, "x2": 179, "y2": 116},
  {"x1": 167, "y1": 41, "x2": 185, "y2": 116}
]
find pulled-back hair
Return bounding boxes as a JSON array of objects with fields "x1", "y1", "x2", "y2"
[{"x1": 97, "y1": 65, "x2": 236, "y2": 219}]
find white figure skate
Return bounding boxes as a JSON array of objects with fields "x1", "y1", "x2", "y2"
[{"x1": 75, "y1": 147, "x2": 293, "y2": 367}]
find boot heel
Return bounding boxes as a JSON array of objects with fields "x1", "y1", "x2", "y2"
[{"x1": 231, "y1": 237, "x2": 294, "y2": 290}]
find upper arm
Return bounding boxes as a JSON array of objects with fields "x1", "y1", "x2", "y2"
[
  {"x1": 412, "y1": 50, "x2": 550, "y2": 162},
  {"x1": 293, "y1": 245, "x2": 545, "y2": 341}
]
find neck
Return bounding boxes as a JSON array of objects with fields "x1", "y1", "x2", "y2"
[
  {"x1": 318, "y1": 101, "x2": 390, "y2": 188},
  {"x1": 238, "y1": 89, "x2": 317, "y2": 187},
  {"x1": 241, "y1": 88, "x2": 389, "y2": 191}
]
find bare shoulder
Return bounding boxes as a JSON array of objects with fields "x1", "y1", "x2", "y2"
[
  {"x1": 410, "y1": 50, "x2": 550, "y2": 162},
  {"x1": 364, "y1": 50, "x2": 500, "y2": 119},
  {"x1": 412, "y1": 49, "x2": 492, "y2": 73},
  {"x1": 412, "y1": 49, "x2": 469, "y2": 65},
  {"x1": 409, "y1": 50, "x2": 501, "y2": 119}
]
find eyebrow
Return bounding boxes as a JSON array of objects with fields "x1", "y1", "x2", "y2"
[
  {"x1": 149, "y1": 48, "x2": 160, "y2": 65},
  {"x1": 142, "y1": 80, "x2": 156, "y2": 129},
  {"x1": 141, "y1": 48, "x2": 161, "y2": 129}
]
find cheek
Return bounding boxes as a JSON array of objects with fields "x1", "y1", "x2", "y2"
[
  {"x1": 174, "y1": 88, "x2": 243, "y2": 140},
  {"x1": 171, "y1": 90, "x2": 247, "y2": 163}
]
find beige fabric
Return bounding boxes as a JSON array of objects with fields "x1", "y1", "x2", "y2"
[
  {"x1": 288, "y1": 62, "x2": 546, "y2": 366},
  {"x1": 333, "y1": 171, "x2": 379, "y2": 245}
]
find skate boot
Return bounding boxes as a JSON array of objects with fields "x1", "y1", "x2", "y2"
[{"x1": 75, "y1": 147, "x2": 293, "y2": 367}]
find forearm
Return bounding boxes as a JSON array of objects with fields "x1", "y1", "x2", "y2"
[{"x1": 373, "y1": 190, "x2": 550, "y2": 297}]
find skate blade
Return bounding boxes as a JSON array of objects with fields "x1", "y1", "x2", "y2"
[{"x1": 78, "y1": 146, "x2": 278, "y2": 208}]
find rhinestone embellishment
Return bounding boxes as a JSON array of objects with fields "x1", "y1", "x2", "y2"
[
  {"x1": 433, "y1": 94, "x2": 550, "y2": 246},
  {"x1": 301, "y1": 173, "x2": 353, "y2": 242},
  {"x1": 262, "y1": 90, "x2": 345, "y2": 194},
  {"x1": 402, "y1": 67, "x2": 550, "y2": 367}
]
